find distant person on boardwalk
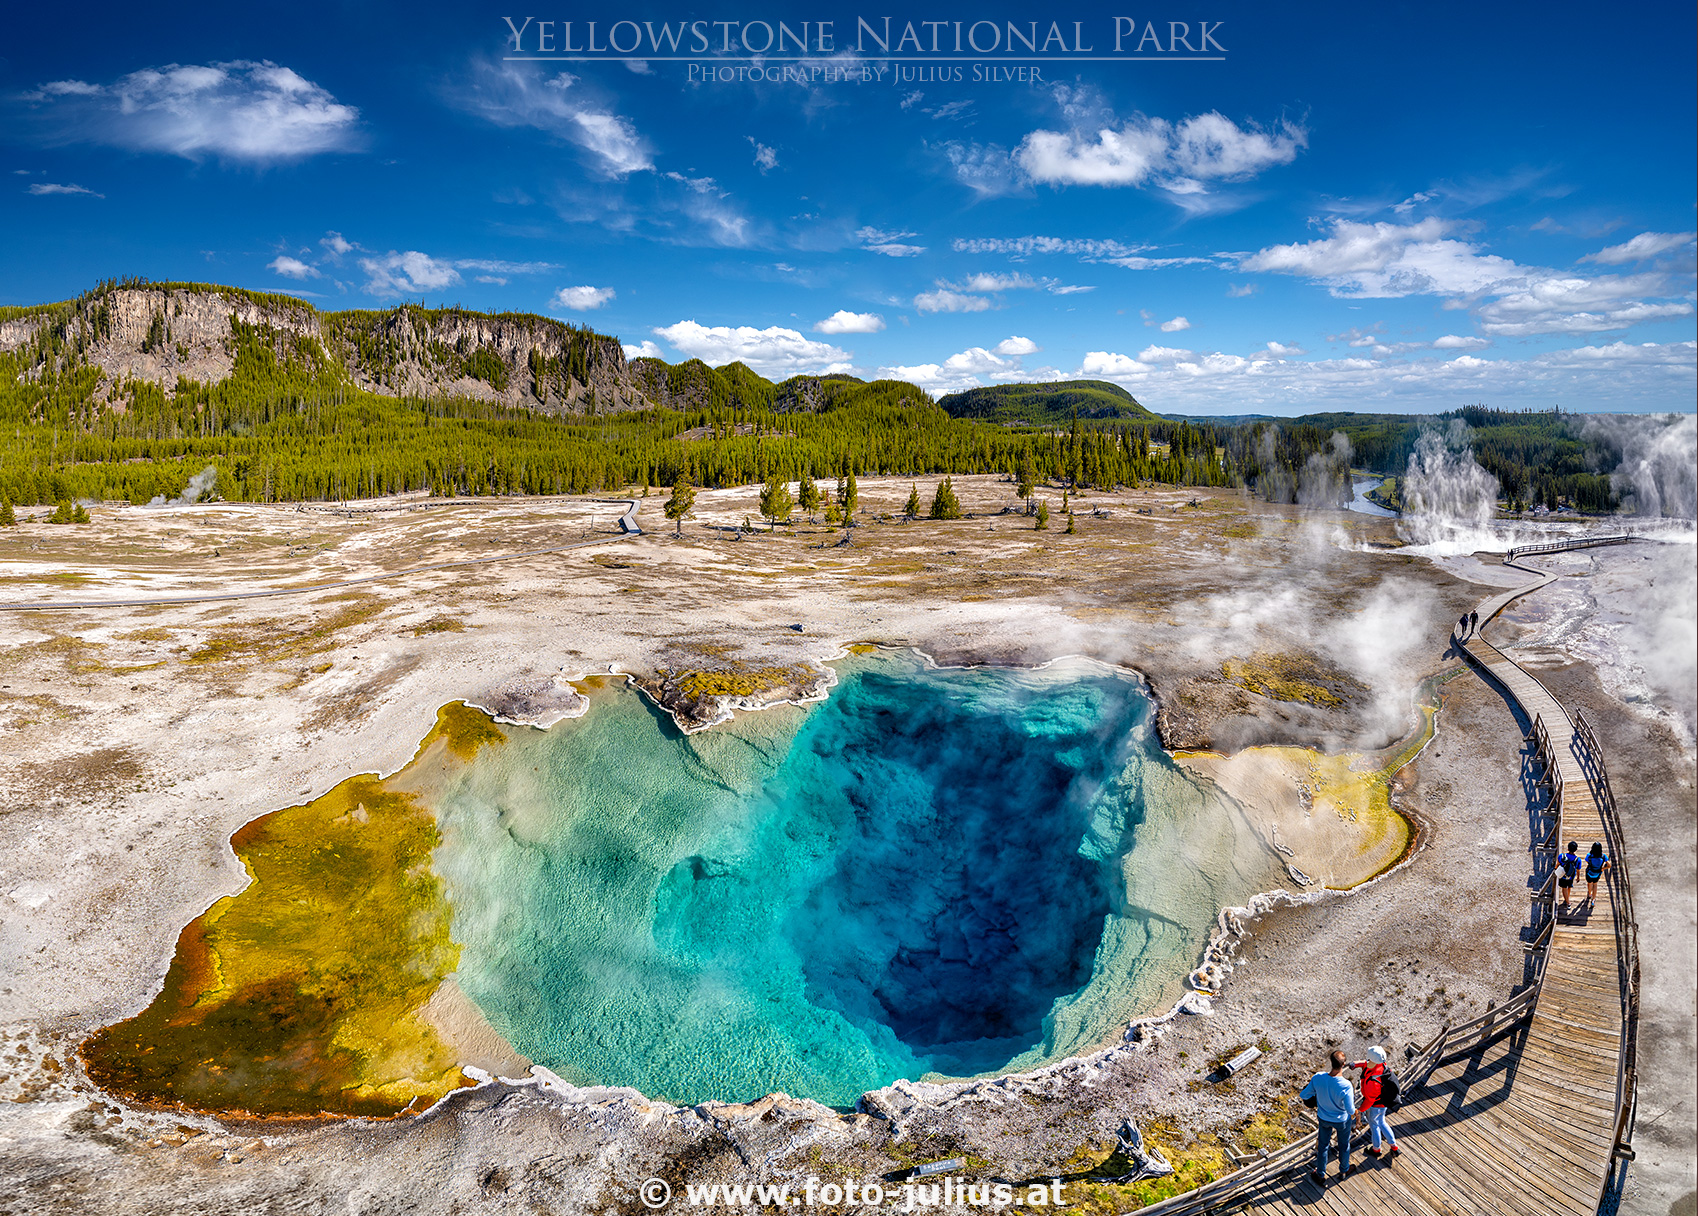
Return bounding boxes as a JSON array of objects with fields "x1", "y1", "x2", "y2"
[
  {"x1": 1301, "y1": 1049, "x2": 1356, "y2": 1186},
  {"x1": 1470, "y1": 610, "x2": 1479, "y2": 633},
  {"x1": 1458, "y1": 613, "x2": 1469, "y2": 637},
  {"x1": 1556, "y1": 841, "x2": 1583, "y2": 910},
  {"x1": 1584, "y1": 842, "x2": 1611, "y2": 907},
  {"x1": 1352, "y1": 1046, "x2": 1402, "y2": 1159}
]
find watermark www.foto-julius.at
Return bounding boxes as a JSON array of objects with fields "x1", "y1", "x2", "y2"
[{"x1": 641, "y1": 1175, "x2": 1070, "y2": 1209}]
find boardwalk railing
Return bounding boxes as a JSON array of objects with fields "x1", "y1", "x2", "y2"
[
  {"x1": 1126, "y1": 982, "x2": 1546, "y2": 1216},
  {"x1": 1504, "y1": 534, "x2": 1631, "y2": 563},
  {"x1": 1574, "y1": 710, "x2": 1641, "y2": 1178}
]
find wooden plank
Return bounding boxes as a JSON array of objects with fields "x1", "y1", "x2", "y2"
[
  {"x1": 1480, "y1": 1108, "x2": 1613, "y2": 1178},
  {"x1": 1497, "y1": 1086, "x2": 1618, "y2": 1141},
  {"x1": 1525, "y1": 1010, "x2": 1622, "y2": 1044},
  {"x1": 1521, "y1": 1025, "x2": 1621, "y2": 1061},
  {"x1": 1347, "y1": 1161, "x2": 1453, "y2": 1216},
  {"x1": 1409, "y1": 1122, "x2": 1592, "y2": 1216},
  {"x1": 1389, "y1": 1136, "x2": 1576, "y2": 1216},
  {"x1": 1361, "y1": 1156, "x2": 1479, "y2": 1216},
  {"x1": 1521, "y1": 1020, "x2": 1622, "y2": 1056}
]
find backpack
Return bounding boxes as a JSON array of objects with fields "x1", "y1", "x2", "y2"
[{"x1": 1379, "y1": 1070, "x2": 1402, "y2": 1111}]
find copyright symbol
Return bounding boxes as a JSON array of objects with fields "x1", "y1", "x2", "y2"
[{"x1": 640, "y1": 1178, "x2": 672, "y2": 1208}]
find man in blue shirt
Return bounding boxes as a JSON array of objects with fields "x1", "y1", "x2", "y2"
[{"x1": 1300, "y1": 1050, "x2": 1357, "y2": 1185}]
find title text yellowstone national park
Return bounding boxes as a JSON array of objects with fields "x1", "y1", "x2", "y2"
[{"x1": 501, "y1": 15, "x2": 1228, "y2": 57}]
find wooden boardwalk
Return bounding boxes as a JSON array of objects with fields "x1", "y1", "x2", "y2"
[{"x1": 1133, "y1": 551, "x2": 1637, "y2": 1216}]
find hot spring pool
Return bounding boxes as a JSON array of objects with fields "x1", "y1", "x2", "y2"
[{"x1": 427, "y1": 654, "x2": 1277, "y2": 1107}]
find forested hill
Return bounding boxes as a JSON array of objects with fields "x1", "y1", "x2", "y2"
[
  {"x1": 0, "y1": 281, "x2": 1234, "y2": 506},
  {"x1": 0, "y1": 280, "x2": 644, "y2": 414},
  {"x1": 937, "y1": 381, "x2": 1154, "y2": 424},
  {"x1": 0, "y1": 280, "x2": 1663, "y2": 513}
]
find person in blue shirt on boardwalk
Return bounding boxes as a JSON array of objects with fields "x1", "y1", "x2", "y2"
[
  {"x1": 1583, "y1": 841, "x2": 1611, "y2": 908},
  {"x1": 1556, "y1": 841, "x2": 1583, "y2": 911},
  {"x1": 1301, "y1": 1050, "x2": 1356, "y2": 1186}
]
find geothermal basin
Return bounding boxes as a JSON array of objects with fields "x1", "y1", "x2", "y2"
[{"x1": 85, "y1": 653, "x2": 1282, "y2": 1113}]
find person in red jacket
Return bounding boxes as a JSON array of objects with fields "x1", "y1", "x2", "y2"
[{"x1": 1353, "y1": 1046, "x2": 1401, "y2": 1158}]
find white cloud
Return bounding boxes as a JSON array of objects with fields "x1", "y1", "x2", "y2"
[
  {"x1": 1105, "y1": 254, "x2": 1214, "y2": 270},
  {"x1": 942, "y1": 141, "x2": 1022, "y2": 198},
  {"x1": 1244, "y1": 216, "x2": 1694, "y2": 337},
  {"x1": 623, "y1": 340, "x2": 664, "y2": 360},
  {"x1": 1227, "y1": 283, "x2": 1258, "y2": 297},
  {"x1": 1050, "y1": 284, "x2": 1097, "y2": 295},
  {"x1": 1392, "y1": 190, "x2": 1436, "y2": 215},
  {"x1": 1010, "y1": 111, "x2": 1305, "y2": 196},
  {"x1": 1476, "y1": 281, "x2": 1693, "y2": 336},
  {"x1": 458, "y1": 258, "x2": 560, "y2": 274},
  {"x1": 475, "y1": 275, "x2": 508, "y2": 285},
  {"x1": 814, "y1": 310, "x2": 885, "y2": 334},
  {"x1": 268, "y1": 255, "x2": 319, "y2": 279},
  {"x1": 551, "y1": 285, "x2": 616, "y2": 311},
  {"x1": 456, "y1": 62, "x2": 651, "y2": 177},
  {"x1": 914, "y1": 289, "x2": 994, "y2": 313},
  {"x1": 320, "y1": 230, "x2": 353, "y2": 256},
  {"x1": 1241, "y1": 218, "x2": 1518, "y2": 298},
  {"x1": 856, "y1": 225, "x2": 926, "y2": 257},
  {"x1": 748, "y1": 138, "x2": 777, "y2": 172},
  {"x1": 995, "y1": 336, "x2": 1041, "y2": 356},
  {"x1": 26, "y1": 182, "x2": 102, "y2": 197},
  {"x1": 948, "y1": 272, "x2": 1040, "y2": 292},
  {"x1": 1432, "y1": 334, "x2": 1489, "y2": 350},
  {"x1": 1264, "y1": 340, "x2": 1305, "y2": 356},
  {"x1": 360, "y1": 251, "x2": 461, "y2": 296},
  {"x1": 24, "y1": 61, "x2": 359, "y2": 163},
  {"x1": 943, "y1": 347, "x2": 1012, "y2": 375},
  {"x1": 654, "y1": 321, "x2": 851, "y2": 377},
  {"x1": 1160, "y1": 315, "x2": 1191, "y2": 332},
  {"x1": 1581, "y1": 231, "x2": 1695, "y2": 265},
  {"x1": 1070, "y1": 338, "x2": 1696, "y2": 414},
  {"x1": 952, "y1": 236, "x2": 1143, "y2": 259},
  {"x1": 1080, "y1": 351, "x2": 1151, "y2": 378}
]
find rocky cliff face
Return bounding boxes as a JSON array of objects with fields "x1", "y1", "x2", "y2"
[{"x1": 0, "y1": 284, "x2": 646, "y2": 415}]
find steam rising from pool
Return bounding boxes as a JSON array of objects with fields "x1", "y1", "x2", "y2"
[{"x1": 429, "y1": 655, "x2": 1275, "y2": 1106}]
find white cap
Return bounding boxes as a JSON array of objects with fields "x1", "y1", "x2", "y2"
[{"x1": 1367, "y1": 1045, "x2": 1387, "y2": 1062}]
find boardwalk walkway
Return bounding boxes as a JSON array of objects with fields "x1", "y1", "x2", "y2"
[{"x1": 1133, "y1": 546, "x2": 1638, "y2": 1216}]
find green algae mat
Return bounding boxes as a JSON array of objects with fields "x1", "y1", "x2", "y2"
[{"x1": 81, "y1": 703, "x2": 501, "y2": 1117}]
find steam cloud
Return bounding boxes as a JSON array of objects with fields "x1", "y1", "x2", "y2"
[
  {"x1": 1397, "y1": 422, "x2": 1499, "y2": 548},
  {"x1": 1299, "y1": 433, "x2": 1353, "y2": 509},
  {"x1": 148, "y1": 465, "x2": 218, "y2": 507},
  {"x1": 1584, "y1": 413, "x2": 1697, "y2": 520},
  {"x1": 1252, "y1": 428, "x2": 1353, "y2": 508}
]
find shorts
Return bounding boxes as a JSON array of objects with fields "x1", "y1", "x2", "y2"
[{"x1": 1558, "y1": 876, "x2": 1574, "y2": 888}]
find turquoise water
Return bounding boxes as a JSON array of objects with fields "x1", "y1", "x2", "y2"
[{"x1": 430, "y1": 655, "x2": 1274, "y2": 1106}]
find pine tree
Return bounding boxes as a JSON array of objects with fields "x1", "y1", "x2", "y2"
[
  {"x1": 1035, "y1": 499, "x2": 1049, "y2": 530},
  {"x1": 929, "y1": 477, "x2": 961, "y2": 520},
  {"x1": 71, "y1": 502, "x2": 90, "y2": 523},
  {"x1": 760, "y1": 475, "x2": 794, "y2": 530},
  {"x1": 49, "y1": 499, "x2": 73, "y2": 524},
  {"x1": 0, "y1": 498, "x2": 14, "y2": 526},
  {"x1": 838, "y1": 468, "x2": 858, "y2": 523},
  {"x1": 904, "y1": 482, "x2": 920, "y2": 518},
  {"x1": 1064, "y1": 511, "x2": 1076, "y2": 534},
  {"x1": 1061, "y1": 489, "x2": 1070, "y2": 513},
  {"x1": 663, "y1": 474, "x2": 696, "y2": 537},
  {"x1": 798, "y1": 470, "x2": 820, "y2": 521},
  {"x1": 1017, "y1": 448, "x2": 1035, "y2": 499}
]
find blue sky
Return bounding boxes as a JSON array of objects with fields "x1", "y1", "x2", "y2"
[{"x1": 3, "y1": 1, "x2": 1694, "y2": 414}]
